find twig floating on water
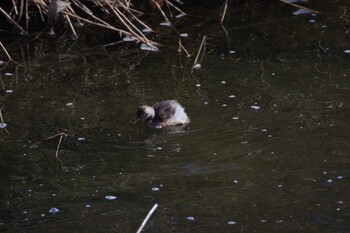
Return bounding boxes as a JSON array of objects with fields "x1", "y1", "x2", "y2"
[
  {"x1": 33, "y1": 132, "x2": 68, "y2": 169},
  {"x1": 191, "y1": 35, "x2": 207, "y2": 73},
  {"x1": 55, "y1": 134, "x2": 65, "y2": 168},
  {"x1": 136, "y1": 203, "x2": 158, "y2": 233}
]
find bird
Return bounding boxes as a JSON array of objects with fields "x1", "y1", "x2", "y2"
[{"x1": 135, "y1": 100, "x2": 190, "y2": 128}]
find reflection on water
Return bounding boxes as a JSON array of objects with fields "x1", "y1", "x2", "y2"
[{"x1": 1, "y1": 1, "x2": 350, "y2": 232}]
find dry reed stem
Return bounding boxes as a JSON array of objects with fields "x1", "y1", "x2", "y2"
[
  {"x1": 33, "y1": 132, "x2": 68, "y2": 145},
  {"x1": 221, "y1": 24, "x2": 231, "y2": 51},
  {"x1": 277, "y1": 0, "x2": 321, "y2": 14},
  {"x1": 0, "y1": 109, "x2": 10, "y2": 135},
  {"x1": 12, "y1": 0, "x2": 18, "y2": 14},
  {"x1": 191, "y1": 35, "x2": 207, "y2": 73},
  {"x1": 120, "y1": 3, "x2": 154, "y2": 33},
  {"x1": 64, "y1": 14, "x2": 78, "y2": 39},
  {"x1": 220, "y1": 0, "x2": 228, "y2": 24},
  {"x1": 33, "y1": 132, "x2": 68, "y2": 169},
  {"x1": 113, "y1": 3, "x2": 154, "y2": 45},
  {"x1": 166, "y1": 0, "x2": 186, "y2": 15},
  {"x1": 178, "y1": 39, "x2": 190, "y2": 57},
  {"x1": 65, "y1": 12, "x2": 132, "y2": 36},
  {"x1": 4, "y1": 0, "x2": 172, "y2": 47},
  {"x1": 0, "y1": 110, "x2": 4, "y2": 123},
  {"x1": 104, "y1": 1, "x2": 152, "y2": 44},
  {"x1": 151, "y1": 0, "x2": 171, "y2": 25},
  {"x1": 0, "y1": 7, "x2": 26, "y2": 33},
  {"x1": 55, "y1": 134, "x2": 65, "y2": 168},
  {"x1": 70, "y1": 0, "x2": 119, "y2": 30},
  {"x1": 136, "y1": 203, "x2": 158, "y2": 233},
  {"x1": 0, "y1": 42, "x2": 14, "y2": 61},
  {"x1": 25, "y1": 0, "x2": 29, "y2": 33}
]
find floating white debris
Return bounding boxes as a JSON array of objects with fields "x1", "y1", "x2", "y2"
[
  {"x1": 85, "y1": 204, "x2": 92, "y2": 208},
  {"x1": 222, "y1": 104, "x2": 227, "y2": 107},
  {"x1": 221, "y1": 80, "x2": 226, "y2": 84},
  {"x1": 29, "y1": 144, "x2": 38, "y2": 149},
  {"x1": 337, "y1": 201, "x2": 344, "y2": 204},
  {"x1": 232, "y1": 117, "x2": 239, "y2": 120},
  {"x1": 233, "y1": 180, "x2": 238, "y2": 184},
  {"x1": 49, "y1": 208, "x2": 59, "y2": 214},
  {"x1": 228, "y1": 95, "x2": 236, "y2": 99},
  {"x1": 0, "y1": 122, "x2": 7, "y2": 128},
  {"x1": 336, "y1": 176, "x2": 343, "y2": 179},
  {"x1": 77, "y1": 137, "x2": 85, "y2": 141},
  {"x1": 4, "y1": 73, "x2": 13, "y2": 76},
  {"x1": 186, "y1": 216, "x2": 195, "y2": 221},
  {"x1": 140, "y1": 43, "x2": 159, "y2": 52},
  {"x1": 174, "y1": 0, "x2": 184, "y2": 5},
  {"x1": 261, "y1": 129, "x2": 267, "y2": 132},
  {"x1": 142, "y1": 28, "x2": 152, "y2": 33},
  {"x1": 105, "y1": 195, "x2": 117, "y2": 200},
  {"x1": 156, "y1": 147, "x2": 162, "y2": 151},
  {"x1": 228, "y1": 220, "x2": 236, "y2": 225},
  {"x1": 309, "y1": 19, "x2": 316, "y2": 23},
  {"x1": 0, "y1": 60, "x2": 5, "y2": 65},
  {"x1": 193, "y1": 63, "x2": 201, "y2": 70},
  {"x1": 204, "y1": 101, "x2": 208, "y2": 105},
  {"x1": 123, "y1": 36, "x2": 137, "y2": 42},
  {"x1": 152, "y1": 187, "x2": 160, "y2": 192},
  {"x1": 195, "y1": 83, "x2": 201, "y2": 87},
  {"x1": 180, "y1": 33, "x2": 188, "y2": 37},
  {"x1": 66, "y1": 102, "x2": 74, "y2": 107},
  {"x1": 277, "y1": 184, "x2": 283, "y2": 188},
  {"x1": 5, "y1": 90, "x2": 13, "y2": 93},
  {"x1": 251, "y1": 105, "x2": 260, "y2": 110},
  {"x1": 41, "y1": 214, "x2": 46, "y2": 217},
  {"x1": 260, "y1": 219, "x2": 267, "y2": 223},
  {"x1": 175, "y1": 13, "x2": 186, "y2": 19},
  {"x1": 80, "y1": 117, "x2": 85, "y2": 120},
  {"x1": 229, "y1": 50, "x2": 236, "y2": 54},
  {"x1": 327, "y1": 179, "x2": 333, "y2": 183},
  {"x1": 293, "y1": 9, "x2": 313, "y2": 15},
  {"x1": 344, "y1": 50, "x2": 350, "y2": 54},
  {"x1": 275, "y1": 220, "x2": 283, "y2": 224},
  {"x1": 160, "y1": 21, "x2": 171, "y2": 26}
]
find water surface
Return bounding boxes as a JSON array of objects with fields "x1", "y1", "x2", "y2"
[{"x1": 1, "y1": 1, "x2": 349, "y2": 232}]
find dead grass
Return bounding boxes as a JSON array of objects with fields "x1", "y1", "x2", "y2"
[{"x1": 0, "y1": 0, "x2": 184, "y2": 50}]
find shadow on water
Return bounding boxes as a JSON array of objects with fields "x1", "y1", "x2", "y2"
[{"x1": 1, "y1": 1, "x2": 350, "y2": 232}]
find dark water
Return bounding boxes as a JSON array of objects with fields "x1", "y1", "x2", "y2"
[{"x1": 1, "y1": 1, "x2": 350, "y2": 232}]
